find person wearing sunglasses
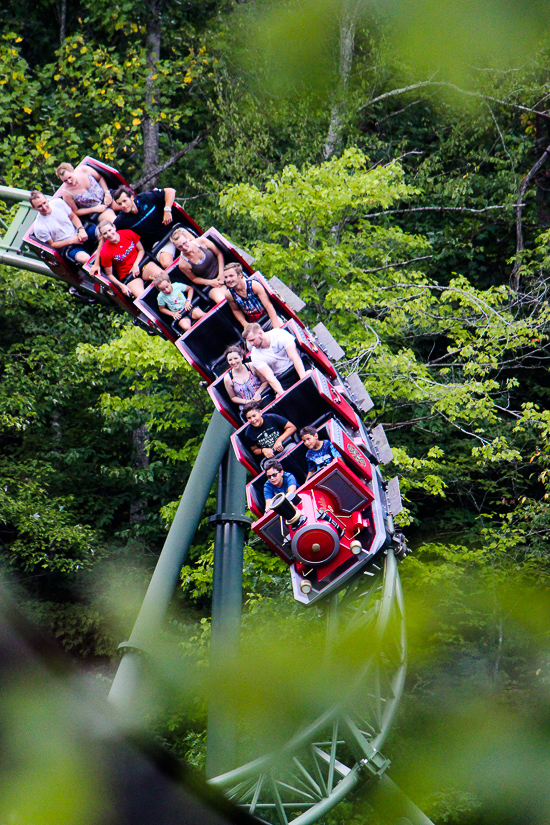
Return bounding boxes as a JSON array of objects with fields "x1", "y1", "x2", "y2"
[{"x1": 263, "y1": 459, "x2": 297, "y2": 512}]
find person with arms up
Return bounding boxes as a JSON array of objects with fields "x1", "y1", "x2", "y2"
[
  {"x1": 243, "y1": 323, "x2": 306, "y2": 395},
  {"x1": 300, "y1": 426, "x2": 339, "y2": 479},
  {"x1": 97, "y1": 221, "x2": 163, "y2": 299},
  {"x1": 154, "y1": 273, "x2": 205, "y2": 332},
  {"x1": 112, "y1": 185, "x2": 176, "y2": 268},
  {"x1": 242, "y1": 402, "x2": 297, "y2": 461},
  {"x1": 29, "y1": 190, "x2": 96, "y2": 265},
  {"x1": 223, "y1": 263, "x2": 283, "y2": 330},
  {"x1": 263, "y1": 459, "x2": 297, "y2": 512}
]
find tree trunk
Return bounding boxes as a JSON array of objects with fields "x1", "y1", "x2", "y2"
[
  {"x1": 510, "y1": 140, "x2": 550, "y2": 292},
  {"x1": 58, "y1": 0, "x2": 67, "y2": 45},
  {"x1": 535, "y1": 112, "x2": 550, "y2": 228},
  {"x1": 323, "y1": 0, "x2": 358, "y2": 160},
  {"x1": 130, "y1": 421, "x2": 149, "y2": 526},
  {"x1": 141, "y1": 0, "x2": 162, "y2": 189}
]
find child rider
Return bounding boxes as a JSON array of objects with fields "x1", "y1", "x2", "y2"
[
  {"x1": 154, "y1": 273, "x2": 205, "y2": 332},
  {"x1": 263, "y1": 459, "x2": 298, "y2": 512},
  {"x1": 300, "y1": 426, "x2": 339, "y2": 479}
]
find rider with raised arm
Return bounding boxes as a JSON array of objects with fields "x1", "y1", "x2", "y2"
[{"x1": 112, "y1": 185, "x2": 176, "y2": 268}]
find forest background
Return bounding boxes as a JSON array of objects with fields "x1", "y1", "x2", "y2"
[{"x1": 3, "y1": 0, "x2": 550, "y2": 822}]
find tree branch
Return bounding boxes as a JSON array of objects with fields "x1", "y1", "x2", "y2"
[
  {"x1": 360, "y1": 80, "x2": 550, "y2": 119},
  {"x1": 365, "y1": 204, "x2": 514, "y2": 218},
  {"x1": 131, "y1": 131, "x2": 208, "y2": 191},
  {"x1": 362, "y1": 254, "x2": 433, "y2": 274},
  {"x1": 510, "y1": 141, "x2": 550, "y2": 292}
]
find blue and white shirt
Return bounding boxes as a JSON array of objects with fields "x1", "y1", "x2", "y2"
[{"x1": 305, "y1": 440, "x2": 339, "y2": 475}]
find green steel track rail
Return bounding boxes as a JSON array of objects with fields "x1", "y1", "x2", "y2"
[
  {"x1": 209, "y1": 549, "x2": 413, "y2": 825},
  {"x1": 0, "y1": 185, "x2": 52, "y2": 276}
]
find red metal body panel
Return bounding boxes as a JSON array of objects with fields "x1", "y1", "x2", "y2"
[
  {"x1": 80, "y1": 156, "x2": 128, "y2": 188},
  {"x1": 326, "y1": 419, "x2": 372, "y2": 480},
  {"x1": 22, "y1": 233, "x2": 82, "y2": 284},
  {"x1": 203, "y1": 227, "x2": 255, "y2": 276},
  {"x1": 231, "y1": 430, "x2": 259, "y2": 475},
  {"x1": 252, "y1": 456, "x2": 375, "y2": 569},
  {"x1": 298, "y1": 455, "x2": 374, "y2": 507},
  {"x1": 207, "y1": 379, "x2": 242, "y2": 428},
  {"x1": 310, "y1": 371, "x2": 361, "y2": 430},
  {"x1": 246, "y1": 483, "x2": 264, "y2": 519},
  {"x1": 251, "y1": 272, "x2": 305, "y2": 330},
  {"x1": 288, "y1": 320, "x2": 336, "y2": 377},
  {"x1": 88, "y1": 269, "x2": 142, "y2": 318}
]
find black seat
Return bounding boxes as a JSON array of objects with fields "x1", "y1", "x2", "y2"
[
  {"x1": 169, "y1": 292, "x2": 205, "y2": 337},
  {"x1": 151, "y1": 223, "x2": 199, "y2": 262}
]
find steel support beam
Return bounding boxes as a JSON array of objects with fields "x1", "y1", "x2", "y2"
[
  {"x1": 206, "y1": 448, "x2": 249, "y2": 779},
  {"x1": 0, "y1": 184, "x2": 34, "y2": 203},
  {"x1": 108, "y1": 410, "x2": 234, "y2": 713},
  {"x1": 0, "y1": 250, "x2": 51, "y2": 276},
  {"x1": 373, "y1": 775, "x2": 435, "y2": 825}
]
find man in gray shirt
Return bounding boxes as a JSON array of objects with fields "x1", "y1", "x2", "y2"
[{"x1": 30, "y1": 190, "x2": 95, "y2": 264}]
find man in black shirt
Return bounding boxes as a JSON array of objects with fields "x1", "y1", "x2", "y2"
[
  {"x1": 113, "y1": 185, "x2": 176, "y2": 268},
  {"x1": 242, "y1": 402, "x2": 296, "y2": 460}
]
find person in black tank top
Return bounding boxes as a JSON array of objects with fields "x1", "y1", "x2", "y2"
[{"x1": 172, "y1": 229, "x2": 226, "y2": 305}]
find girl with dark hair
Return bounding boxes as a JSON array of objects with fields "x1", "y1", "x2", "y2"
[{"x1": 223, "y1": 346, "x2": 268, "y2": 406}]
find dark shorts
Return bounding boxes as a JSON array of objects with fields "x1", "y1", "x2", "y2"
[
  {"x1": 204, "y1": 283, "x2": 219, "y2": 298},
  {"x1": 63, "y1": 225, "x2": 97, "y2": 263},
  {"x1": 123, "y1": 270, "x2": 143, "y2": 285}
]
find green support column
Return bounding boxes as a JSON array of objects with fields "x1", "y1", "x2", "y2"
[
  {"x1": 108, "y1": 410, "x2": 234, "y2": 714},
  {"x1": 205, "y1": 448, "x2": 250, "y2": 779}
]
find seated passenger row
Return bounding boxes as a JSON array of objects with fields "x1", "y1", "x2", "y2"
[
  {"x1": 28, "y1": 165, "x2": 289, "y2": 339},
  {"x1": 28, "y1": 160, "x2": 325, "y2": 410},
  {"x1": 29, "y1": 179, "x2": 178, "y2": 271}
]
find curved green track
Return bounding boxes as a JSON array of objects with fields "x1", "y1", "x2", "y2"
[{"x1": 210, "y1": 549, "x2": 406, "y2": 825}]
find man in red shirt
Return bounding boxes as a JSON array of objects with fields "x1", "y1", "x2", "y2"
[{"x1": 97, "y1": 220, "x2": 163, "y2": 298}]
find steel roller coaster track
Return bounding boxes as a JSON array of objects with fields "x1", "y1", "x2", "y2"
[{"x1": 0, "y1": 183, "x2": 433, "y2": 825}]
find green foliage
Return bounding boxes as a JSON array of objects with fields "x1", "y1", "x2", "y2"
[
  {"x1": 22, "y1": 600, "x2": 116, "y2": 658},
  {"x1": 180, "y1": 540, "x2": 289, "y2": 602},
  {"x1": 5, "y1": 5, "x2": 550, "y2": 819},
  {"x1": 0, "y1": 464, "x2": 100, "y2": 574}
]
